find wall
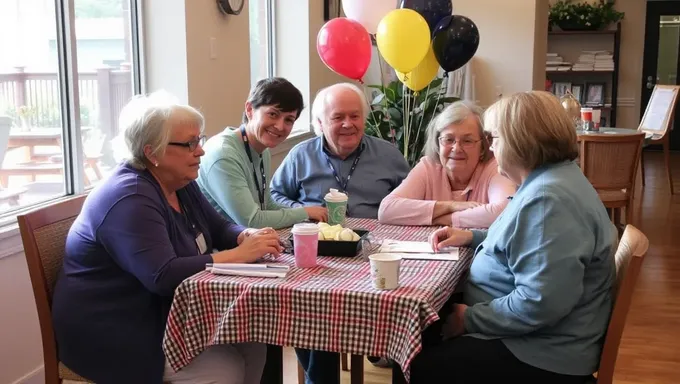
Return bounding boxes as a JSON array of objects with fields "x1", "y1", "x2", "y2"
[
  {"x1": 452, "y1": 0, "x2": 548, "y2": 106},
  {"x1": 0, "y1": 232, "x2": 44, "y2": 384}
]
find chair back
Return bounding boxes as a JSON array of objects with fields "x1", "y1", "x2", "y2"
[
  {"x1": 596, "y1": 224, "x2": 649, "y2": 384},
  {"x1": 579, "y1": 133, "x2": 644, "y2": 191},
  {"x1": 17, "y1": 195, "x2": 86, "y2": 383}
]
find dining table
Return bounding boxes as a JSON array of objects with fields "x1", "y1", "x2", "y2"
[
  {"x1": 576, "y1": 127, "x2": 652, "y2": 139},
  {"x1": 162, "y1": 218, "x2": 475, "y2": 384}
]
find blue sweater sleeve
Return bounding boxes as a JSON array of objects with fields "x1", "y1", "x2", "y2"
[
  {"x1": 97, "y1": 194, "x2": 212, "y2": 297},
  {"x1": 270, "y1": 150, "x2": 304, "y2": 208},
  {"x1": 464, "y1": 193, "x2": 588, "y2": 336}
]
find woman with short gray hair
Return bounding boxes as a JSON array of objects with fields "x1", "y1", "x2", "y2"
[
  {"x1": 378, "y1": 100, "x2": 515, "y2": 228},
  {"x1": 51, "y1": 91, "x2": 277, "y2": 384}
]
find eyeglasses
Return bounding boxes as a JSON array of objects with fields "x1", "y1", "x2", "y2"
[
  {"x1": 168, "y1": 135, "x2": 206, "y2": 151},
  {"x1": 438, "y1": 136, "x2": 482, "y2": 148}
]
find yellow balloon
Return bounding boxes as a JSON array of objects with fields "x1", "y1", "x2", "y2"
[
  {"x1": 376, "y1": 9, "x2": 430, "y2": 73},
  {"x1": 396, "y1": 46, "x2": 440, "y2": 92}
]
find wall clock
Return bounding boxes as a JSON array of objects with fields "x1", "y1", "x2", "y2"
[{"x1": 217, "y1": 0, "x2": 244, "y2": 15}]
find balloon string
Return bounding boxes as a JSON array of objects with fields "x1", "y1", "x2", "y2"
[
  {"x1": 413, "y1": 80, "x2": 433, "y2": 157},
  {"x1": 376, "y1": 50, "x2": 395, "y2": 144}
]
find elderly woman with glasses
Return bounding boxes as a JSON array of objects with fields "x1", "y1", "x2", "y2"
[
  {"x1": 51, "y1": 91, "x2": 280, "y2": 384},
  {"x1": 378, "y1": 100, "x2": 515, "y2": 228},
  {"x1": 410, "y1": 91, "x2": 617, "y2": 384}
]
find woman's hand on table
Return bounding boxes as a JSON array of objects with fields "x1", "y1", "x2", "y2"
[
  {"x1": 215, "y1": 229, "x2": 282, "y2": 263},
  {"x1": 237, "y1": 227, "x2": 276, "y2": 245},
  {"x1": 429, "y1": 226, "x2": 473, "y2": 252},
  {"x1": 442, "y1": 304, "x2": 468, "y2": 339},
  {"x1": 304, "y1": 206, "x2": 328, "y2": 223}
]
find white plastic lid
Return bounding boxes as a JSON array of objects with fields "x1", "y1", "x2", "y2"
[
  {"x1": 324, "y1": 188, "x2": 348, "y2": 202},
  {"x1": 291, "y1": 223, "x2": 319, "y2": 235}
]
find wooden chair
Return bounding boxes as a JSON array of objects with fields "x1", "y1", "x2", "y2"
[
  {"x1": 579, "y1": 133, "x2": 644, "y2": 227},
  {"x1": 595, "y1": 224, "x2": 649, "y2": 384},
  {"x1": 17, "y1": 195, "x2": 92, "y2": 384},
  {"x1": 638, "y1": 84, "x2": 680, "y2": 195}
]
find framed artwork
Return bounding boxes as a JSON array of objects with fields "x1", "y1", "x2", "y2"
[
  {"x1": 584, "y1": 82, "x2": 605, "y2": 106},
  {"x1": 324, "y1": 0, "x2": 342, "y2": 21},
  {"x1": 552, "y1": 82, "x2": 571, "y2": 98},
  {"x1": 571, "y1": 84, "x2": 584, "y2": 103}
]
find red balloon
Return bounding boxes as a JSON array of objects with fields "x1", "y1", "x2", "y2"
[{"x1": 317, "y1": 18, "x2": 372, "y2": 81}]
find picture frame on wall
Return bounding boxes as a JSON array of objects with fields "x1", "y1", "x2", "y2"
[
  {"x1": 571, "y1": 84, "x2": 584, "y2": 103},
  {"x1": 324, "y1": 0, "x2": 342, "y2": 21},
  {"x1": 585, "y1": 82, "x2": 606, "y2": 106},
  {"x1": 553, "y1": 82, "x2": 571, "y2": 99}
]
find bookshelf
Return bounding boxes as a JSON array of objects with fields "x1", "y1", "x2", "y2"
[{"x1": 546, "y1": 22, "x2": 621, "y2": 126}]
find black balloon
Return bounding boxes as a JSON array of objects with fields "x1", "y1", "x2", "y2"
[
  {"x1": 432, "y1": 15, "x2": 480, "y2": 73},
  {"x1": 399, "y1": 0, "x2": 453, "y2": 34}
]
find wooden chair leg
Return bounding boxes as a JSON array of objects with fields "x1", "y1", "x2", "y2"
[
  {"x1": 297, "y1": 362, "x2": 305, "y2": 384},
  {"x1": 341, "y1": 353, "x2": 349, "y2": 371},
  {"x1": 640, "y1": 151, "x2": 646, "y2": 187},
  {"x1": 663, "y1": 138, "x2": 674, "y2": 194},
  {"x1": 350, "y1": 355, "x2": 364, "y2": 384},
  {"x1": 626, "y1": 201, "x2": 633, "y2": 227}
]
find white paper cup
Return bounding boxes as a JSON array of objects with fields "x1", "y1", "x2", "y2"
[
  {"x1": 369, "y1": 253, "x2": 402, "y2": 290},
  {"x1": 592, "y1": 109, "x2": 602, "y2": 127}
]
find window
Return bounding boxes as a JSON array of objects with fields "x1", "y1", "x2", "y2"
[
  {"x1": 0, "y1": 0, "x2": 142, "y2": 217},
  {"x1": 249, "y1": 0, "x2": 275, "y2": 86}
]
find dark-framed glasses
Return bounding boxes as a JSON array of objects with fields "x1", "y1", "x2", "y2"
[{"x1": 169, "y1": 135, "x2": 206, "y2": 151}]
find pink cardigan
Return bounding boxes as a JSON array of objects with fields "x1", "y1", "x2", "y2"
[{"x1": 378, "y1": 156, "x2": 516, "y2": 228}]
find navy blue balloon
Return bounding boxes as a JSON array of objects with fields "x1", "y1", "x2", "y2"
[
  {"x1": 399, "y1": 0, "x2": 453, "y2": 34},
  {"x1": 432, "y1": 15, "x2": 480, "y2": 72}
]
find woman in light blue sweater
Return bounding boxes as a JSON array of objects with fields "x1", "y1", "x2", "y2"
[
  {"x1": 197, "y1": 78, "x2": 327, "y2": 229},
  {"x1": 411, "y1": 91, "x2": 617, "y2": 383}
]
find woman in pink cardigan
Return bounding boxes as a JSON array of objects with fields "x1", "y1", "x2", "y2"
[{"x1": 378, "y1": 101, "x2": 516, "y2": 228}]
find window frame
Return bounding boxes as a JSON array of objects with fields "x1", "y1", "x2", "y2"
[{"x1": 0, "y1": 0, "x2": 144, "y2": 222}]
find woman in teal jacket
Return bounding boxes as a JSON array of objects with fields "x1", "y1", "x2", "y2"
[
  {"x1": 197, "y1": 78, "x2": 327, "y2": 229},
  {"x1": 412, "y1": 91, "x2": 617, "y2": 384}
]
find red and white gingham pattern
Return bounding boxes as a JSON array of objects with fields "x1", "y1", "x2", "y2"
[{"x1": 163, "y1": 218, "x2": 473, "y2": 380}]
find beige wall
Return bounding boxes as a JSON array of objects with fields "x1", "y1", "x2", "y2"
[
  {"x1": 453, "y1": 0, "x2": 548, "y2": 106},
  {"x1": 0, "y1": 249, "x2": 44, "y2": 384}
]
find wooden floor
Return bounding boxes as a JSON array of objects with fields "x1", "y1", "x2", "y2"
[{"x1": 281, "y1": 151, "x2": 680, "y2": 384}]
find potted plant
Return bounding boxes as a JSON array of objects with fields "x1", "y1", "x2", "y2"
[
  {"x1": 549, "y1": 0, "x2": 625, "y2": 31},
  {"x1": 16, "y1": 105, "x2": 35, "y2": 131},
  {"x1": 365, "y1": 77, "x2": 458, "y2": 168}
]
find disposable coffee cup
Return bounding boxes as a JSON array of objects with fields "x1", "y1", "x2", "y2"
[
  {"x1": 324, "y1": 188, "x2": 348, "y2": 226},
  {"x1": 580, "y1": 107, "x2": 593, "y2": 122},
  {"x1": 369, "y1": 253, "x2": 402, "y2": 290},
  {"x1": 592, "y1": 109, "x2": 602, "y2": 128},
  {"x1": 291, "y1": 223, "x2": 319, "y2": 268}
]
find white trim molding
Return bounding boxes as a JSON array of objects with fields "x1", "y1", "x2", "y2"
[{"x1": 10, "y1": 365, "x2": 43, "y2": 384}]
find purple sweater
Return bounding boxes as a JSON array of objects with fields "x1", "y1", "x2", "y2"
[{"x1": 51, "y1": 163, "x2": 245, "y2": 384}]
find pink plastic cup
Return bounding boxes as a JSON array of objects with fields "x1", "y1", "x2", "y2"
[{"x1": 291, "y1": 223, "x2": 319, "y2": 268}]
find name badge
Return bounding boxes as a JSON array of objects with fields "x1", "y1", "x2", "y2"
[{"x1": 195, "y1": 232, "x2": 208, "y2": 254}]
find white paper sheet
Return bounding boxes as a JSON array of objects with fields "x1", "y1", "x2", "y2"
[
  {"x1": 208, "y1": 267, "x2": 288, "y2": 278},
  {"x1": 380, "y1": 240, "x2": 437, "y2": 253},
  {"x1": 396, "y1": 252, "x2": 459, "y2": 261}
]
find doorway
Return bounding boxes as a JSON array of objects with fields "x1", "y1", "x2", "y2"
[{"x1": 641, "y1": 1, "x2": 680, "y2": 150}]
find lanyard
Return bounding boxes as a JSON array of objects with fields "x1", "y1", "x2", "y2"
[
  {"x1": 240, "y1": 126, "x2": 266, "y2": 210},
  {"x1": 322, "y1": 147, "x2": 363, "y2": 193}
]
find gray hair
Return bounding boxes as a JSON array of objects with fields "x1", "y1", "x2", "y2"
[
  {"x1": 423, "y1": 100, "x2": 491, "y2": 162},
  {"x1": 310, "y1": 82, "x2": 369, "y2": 136},
  {"x1": 113, "y1": 90, "x2": 204, "y2": 169}
]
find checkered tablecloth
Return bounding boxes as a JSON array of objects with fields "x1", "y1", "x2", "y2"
[{"x1": 163, "y1": 218, "x2": 474, "y2": 380}]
